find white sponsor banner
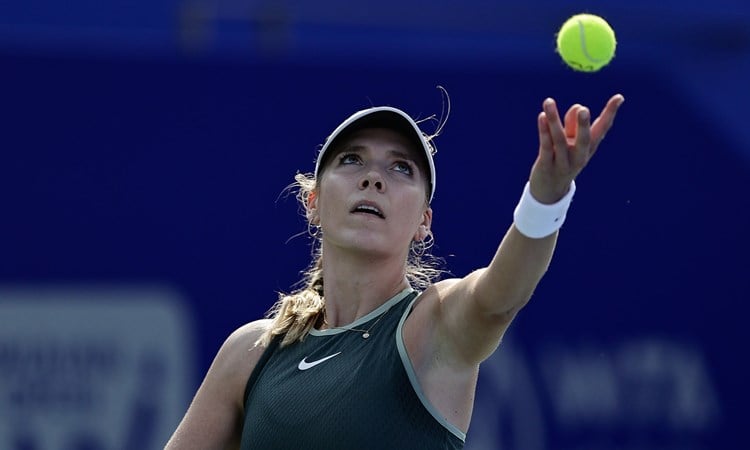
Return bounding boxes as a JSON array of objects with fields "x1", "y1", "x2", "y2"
[
  {"x1": 465, "y1": 335, "x2": 721, "y2": 450},
  {"x1": 0, "y1": 286, "x2": 194, "y2": 450}
]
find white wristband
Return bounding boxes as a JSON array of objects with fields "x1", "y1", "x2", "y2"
[{"x1": 513, "y1": 181, "x2": 576, "y2": 238}]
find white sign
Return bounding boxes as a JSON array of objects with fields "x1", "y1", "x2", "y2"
[
  {"x1": 465, "y1": 334, "x2": 720, "y2": 450},
  {"x1": 0, "y1": 285, "x2": 194, "y2": 450}
]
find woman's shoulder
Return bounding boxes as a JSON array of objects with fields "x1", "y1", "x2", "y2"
[
  {"x1": 219, "y1": 319, "x2": 274, "y2": 363},
  {"x1": 208, "y1": 319, "x2": 274, "y2": 393},
  {"x1": 411, "y1": 277, "x2": 463, "y2": 310}
]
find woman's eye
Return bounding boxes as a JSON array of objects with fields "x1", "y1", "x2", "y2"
[
  {"x1": 393, "y1": 161, "x2": 414, "y2": 175},
  {"x1": 339, "y1": 153, "x2": 361, "y2": 165}
]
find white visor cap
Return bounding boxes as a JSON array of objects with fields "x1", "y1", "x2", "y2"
[{"x1": 314, "y1": 106, "x2": 436, "y2": 202}]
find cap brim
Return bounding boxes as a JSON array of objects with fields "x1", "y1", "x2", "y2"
[{"x1": 315, "y1": 106, "x2": 436, "y2": 202}]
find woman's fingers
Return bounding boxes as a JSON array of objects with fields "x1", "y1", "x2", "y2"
[
  {"x1": 542, "y1": 98, "x2": 570, "y2": 171},
  {"x1": 572, "y1": 107, "x2": 591, "y2": 169},
  {"x1": 537, "y1": 111, "x2": 554, "y2": 165},
  {"x1": 590, "y1": 94, "x2": 625, "y2": 156},
  {"x1": 532, "y1": 95, "x2": 623, "y2": 201},
  {"x1": 564, "y1": 104, "x2": 582, "y2": 139}
]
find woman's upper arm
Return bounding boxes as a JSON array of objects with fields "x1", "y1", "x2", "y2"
[
  {"x1": 411, "y1": 272, "x2": 524, "y2": 369},
  {"x1": 165, "y1": 320, "x2": 270, "y2": 450}
]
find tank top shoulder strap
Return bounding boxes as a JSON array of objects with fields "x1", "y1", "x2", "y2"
[{"x1": 243, "y1": 333, "x2": 283, "y2": 408}]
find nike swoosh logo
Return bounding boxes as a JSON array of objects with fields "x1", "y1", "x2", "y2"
[{"x1": 298, "y1": 352, "x2": 342, "y2": 371}]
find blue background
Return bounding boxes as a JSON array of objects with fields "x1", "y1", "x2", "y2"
[{"x1": 1, "y1": 1, "x2": 748, "y2": 448}]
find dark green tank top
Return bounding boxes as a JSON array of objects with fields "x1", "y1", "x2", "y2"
[{"x1": 241, "y1": 287, "x2": 466, "y2": 449}]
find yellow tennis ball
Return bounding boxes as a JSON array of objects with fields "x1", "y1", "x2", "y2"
[{"x1": 556, "y1": 13, "x2": 617, "y2": 72}]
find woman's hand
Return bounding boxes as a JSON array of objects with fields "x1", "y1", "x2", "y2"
[{"x1": 529, "y1": 94, "x2": 625, "y2": 203}]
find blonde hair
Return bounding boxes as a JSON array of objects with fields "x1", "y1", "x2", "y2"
[{"x1": 257, "y1": 172, "x2": 446, "y2": 348}]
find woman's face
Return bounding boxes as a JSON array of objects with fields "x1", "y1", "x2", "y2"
[{"x1": 313, "y1": 127, "x2": 432, "y2": 258}]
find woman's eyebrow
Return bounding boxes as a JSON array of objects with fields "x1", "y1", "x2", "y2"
[
  {"x1": 340, "y1": 144, "x2": 366, "y2": 153},
  {"x1": 337, "y1": 145, "x2": 415, "y2": 162},
  {"x1": 388, "y1": 150, "x2": 416, "y2": 161}
]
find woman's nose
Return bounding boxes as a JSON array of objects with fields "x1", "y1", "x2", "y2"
[{"x1": 359, "y1": 171, "x2": 384, "y2": 192}]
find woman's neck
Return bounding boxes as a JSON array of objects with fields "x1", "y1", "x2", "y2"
[{"x1": 320, "y1": 244, "x2": 410, "y2": 327}]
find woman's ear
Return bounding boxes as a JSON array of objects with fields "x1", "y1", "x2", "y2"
[
  {"x1": 422, "y1": 208, "x2": 433, "y2": 231},
  {"x1": 414, "y1": 208, "x2": 433, "y2": 241},
  {"x1": 415, "y1": 225, "x2": 428, "y2": 242},
  {"x1": 306, "y1": 191, "x2": 319, "y2": 224}
]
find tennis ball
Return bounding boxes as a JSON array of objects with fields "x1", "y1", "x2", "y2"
[{"x1": 556, "y1": 13, "x2": 617, "y2": 72}]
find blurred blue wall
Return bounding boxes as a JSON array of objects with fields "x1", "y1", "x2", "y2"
[{"x1": 1, "y1": 1, "x2": 748, "y2": 449}]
